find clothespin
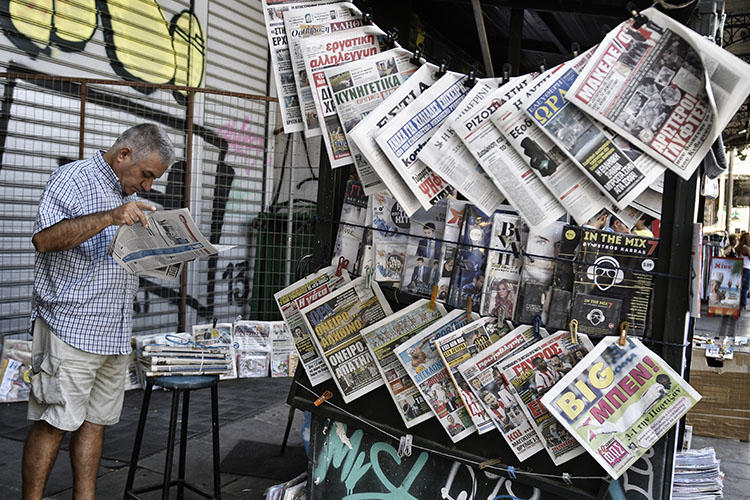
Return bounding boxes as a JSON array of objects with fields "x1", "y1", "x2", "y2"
[
  {"x1": 212, "y1": 317, "x2": 217, "y2": 329},
  {"x1": 410, "y1": 44, "x2": 424, "y2": 66},
  {"x1": 466, "y1": 297, "x2": 473, "y2": 316},
  {"x1": 479, "y1": 458, "x2": 502, "y2": 469},
  {"x1": 429, "y1": 285, "x2": 439, "y2": 310},
  {"x1": 533, "y1": 315, "x2": 542, "y2": 337},
  {"x1": 571, "y1": 42, "x2": 580, "y2": 57},
  {"x1": 626, "y1": 2, "x2": 648, "y2": 29},
  {"x1": 539, "y1": 59, "x2": 546, "y2": 73},
  {"x1": 365, "y1": 265, "x2": 375, "y2": 289},
  {"x1": 501, "y1": 63, "x2": 512, "y2": 85},
  {"x1": 562, "y1": 472, "x2": 573, "y2": 486},
  {"x1": 314, "y1": 390, "x2": 333, "y2": 407},
  {"x1": 397, "y1": 434, "x2": 413, "y2": 458},
  {"x1": 506, "y1": 466, "x2": 517, "y2": 479},
  {"x1": 569, "y1": 319, "x2": 579, "y2": 345},
  {"x1": 386, "y1": 28, "x2": 399, "y2": 48},
  {"x1": 464, "y1": 69, "x2": 477, "y2": 88},
  {"x1": 362, "y1": 11, "x2": 373, "y2": 25},
  {"x1": 335, "y1": 256, "x2": 349, "y2": 276},
  {"x1": 619, "y1": 321, "x2": 629, "y2": 346},
  {"x1": 435, "y1": 59, "x2": 448, "y2": 78}
]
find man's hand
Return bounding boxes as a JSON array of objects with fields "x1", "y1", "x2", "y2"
[{"x1": 108, "y1": 201, "x2": 156, "y2": 228}]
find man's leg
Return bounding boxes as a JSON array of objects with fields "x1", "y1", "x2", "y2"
[
  {"x1": 70, "y1": 420, "x2": 104, "y2": 500},
  {"x1": 22, "y1": 420, "x2": 66, "y2": 500}
]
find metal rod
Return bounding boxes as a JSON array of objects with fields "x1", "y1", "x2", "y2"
[
  {"x1": 285, "y1": 133, "x2": 296, "y2": 287},
  {"x1": 179, "y1": 90, "x2": 195, "y2": 333},
  {"x1": 471, "y1": 0, "x2": 495, "y2": 76},
  {"x1": 725, "y1": 147, "x2": 735, "y2": 234},
  {"x1": 78, "y1": 82, "x2": 86, "y2": 160}
]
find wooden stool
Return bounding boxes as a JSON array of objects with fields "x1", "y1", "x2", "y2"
[{"x1": 124, "y1": 375, "x2": 221, "y2": 500}]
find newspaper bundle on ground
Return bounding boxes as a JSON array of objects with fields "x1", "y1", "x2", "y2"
[
  {"x1": 274, "y1": 265, "x2": 350, "y2": 385},
  {"x1": 331, "y1": 179, "x2": 368, "y2": 274},
  {"x1": 139, "y1": 333, "x2": 232, "y2": 378},
  {"x1": 269, "y1": 321, "x2": 297, "y2": 377},
  {"x1": 361, "y1": 299, "x2": 447, "y2": 427},
  {"x1": 672, "y1": 448, "x2": 724, "y2": 499},
  {"x1": 0, "y1": 339, "x2": 31, "y2": 402},
  {"x1": 300, "y1": 25, "x2": 388, "y2": 164},
  {"x1": 541, "y1": 337, "x2": 701, "y2": 479},
  {"x1": 524, "y1": 50, "x2": 665, "y2": 210},
  {"x1": 348, "y1": 62, "x2": 439, "y2": 209},
  {"x1": 233, "y1": 320, "x2": 272, "y2": 378},
  {"x1": 516, "y1": 221, "x2": 565, "y2": 325},
  {"x1": 418, "y1": 78, "x2": 506, "y2": 216},
  {"x1": 434, "y1": 317, "x2": 505, "y2": 434},
  {"x1": 394, "y1": 309, "x2": 479, "y2": 442},
  {"x1": 401, "y1": 202, "x2": 446, "y2": 297},
  {"x1": 300, "y1": 277, "x2": 393, "y2": 403},
  {"x1": 448, "y1": 205, "x2": 492, "y2": 311},
  {"x1": 375, "y1": 72, "x2": 467, "y2": 212},
  {"x1": 499, "y1": 330, "x2": 594, "y2": 465},
  {"x1": 284, "y1": 2, "x2": 362, "y2": 137},
  {"x1": 480, "y1": 209, "x2": 523, "y2": 318},
  {"x1": 436, "y1": 200, "x2": 468, "y2": 303},
  {"x1": 192, "y1": 322, "x2": 237, "y2": 379},
  {"x1": 325, "y1": 48, "x2": 418, "y2": 191},
  {"x1": 566, "y1": 7, "x2": 750, "y2": 180},
  {"x1": 457, "y1": 324, "x2": 547, "y2": 461},
  {"x1": 372, "y1": 190, "x2": 410, "y2": 282},
  {"x1": 261, "y1": 0, "x2": 329, "y2": 133}
]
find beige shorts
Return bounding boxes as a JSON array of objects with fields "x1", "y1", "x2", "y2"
[{"x1": 27, "y1": 318, "x2": 129, "y2": 431}]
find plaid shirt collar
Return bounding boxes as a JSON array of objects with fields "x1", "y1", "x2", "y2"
[{"x1": 93, "y1": 150, "x2": 122, "y2": 194}]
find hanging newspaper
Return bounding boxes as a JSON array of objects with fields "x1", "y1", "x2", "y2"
[
  {"x1": 269, "y1": 322, "x2": 296, "y2": 377},
  {"x1": 300, "y1": 277, "x2": 393, "y2": 403},
  {"x1": 284, "y1": 2, "x2": 363, "y2": 136},
  {"x1": 274, "y1": 265, "x2": 350, "y2": 385},
  {"x1": 372, "y1": 190, "x2": 409, "y2": 282},
  {"x1": 418, "y1": 78, "x2": 506, "y2": 216},
  {"x1": 192, "y1": 323, "x2": 237, "y2": 380},
  {"x1": 361, "y1": 299, "x2": 447, "y2": 427},
  {"x1": 300, "y1": 26, "x2": 389, "y2": 164},
  {"x1": 499, "y1": 330, "x2": 594, "y2": 465},
  {"x1": 375, "y1": 72, "x2": 467, "y2": 212},
  {"x1": 491, "y1": 70, "x2": 606, "y2": 225},
  {"x1": 541, "y1": 337, "x2": 702, "y2": 479},
  {"x1": 325, "y1": 48, "x2": 419, "y2": 191},
  {"x1": 458, "y1": 325, "x2": 547, "y2": 461},
  {"x1": 401, "y1": 202, "x2": 446, "y2": 297},
  {"x1": 331, "y1": 179, "x2": 368, "y2": 274},
  {"x1": 481, "y1": 209, "x2": 523, "y2": 319},
  {"x1": 434, "y1": 317, "x2": 504, "y2": 434},
  {"x1": 394, "y1": 309, "x2": 479, "y2": 442},
  {"x1": 262, "y1": 0, "x2": 330, "y2": 133},
  {"x1": 566, "y1": 7, "x2": 750, "y2": 180},
  {"x1": 523, "y1": 50, "x2": 665, "y2": 210},
  {"x1": 436, "y1": 200, "x2": 468, "y2": 304},
  {"x1": 448, "y1": 205, "x2": 493, "y2": 311},
  {"x1": 347, "y1": 63, "x2": 439, "y2": 209},
  {"x1": 457, "y1": 77, "x2": 565, "y2": 230},
  {"x1": 233, "y1": 320, "x2": 271, "y2": 378}
]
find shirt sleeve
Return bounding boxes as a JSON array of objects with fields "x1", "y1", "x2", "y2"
[{"x1": 33, "y1": 171, "x2": 84, "y2": 235}]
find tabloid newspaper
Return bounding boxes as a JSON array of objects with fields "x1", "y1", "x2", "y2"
[
  {"x1": 274, "y1": 265, "x2": 350, "y2": 385},
  {"x1": 372, "y1": 190, "x2": 410, "y2": 282},
  {"x1": 393, "y1": 309, "x2": 479, "y2": 442},
  {"x1": 300, "y1": 277, "x2": 393, "y2": 403},
  {"x1": 262, "y1": 0, "x2": 330, "y2": 133},
  {"x1": 374, "y1": 72, "x2": 467, "y2": 212},
  {"x1": 457, "y1": 324, "x2": 547, "y2": 461},
  {"x1": 325, "y1": 48, "x2": 418, "y2": 191},
  {"x1": 418, "y1": 78, "x2": 507, "y2": 216},
  {"x1": 541, "y1": 337, "x2": 702, "y2": 479},
  {"x1": 401, "y1": 202, "x2": 446, "y2": 297},
  {"x1": 523, "y1": 51, "x2": 665, "y2": 210},
  {"x1": 269, "y1": 321, "x2": 296, "y2": 377},
  {"x1": 457, "y1": 77, "x2": 566, "y2": 230},
  {"x1": 331, "y1": 179, "x2": 368, "y2": 274},
  {"x1": 283, "y1": 2, "x2": 362, "y2": 137},
  {"x1": 347, "y1": 63, "x2": 439, "y2": 209},
  {"x1": 437, "y1": 200, "x2": 469, "y2": 303},
  {"x1": 300, "y1": 26, "x2": 388, "y2": 165},
  {"x1": 192, "y1": 323, "x2": 237, "y2": 380},
  {"x1": 480, "y1": 209, "x2": 523, "y2": 319},
  {"x1": 566, "y1": 7, "x2": 750, "y2": 180},
  {"x1": 499, "y1": 330, "x2": 594, "y2": 465},
  {"x1": 233, "y1": 320, "x2": 271, "y2": 378},
  {"x1": 434, "y1": 317, "x2": 505, "y2": 434},
  {"x1": 361, "y1": 299, "x2": 447, "y2": 427},
  {"x1": 448, "y1": 205, "x2": 492, "y2": 311},
  {"x1": 516, "y1": 221, "x2": 565, "y2": 325}
]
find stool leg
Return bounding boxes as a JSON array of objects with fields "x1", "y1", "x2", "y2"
[
  {"x1": 211, "y1": 383, "x2": 221, "y2": 499},
  {"x1": 163, "y1": 388, "x2": 181, "y2": 500},
  {"x1": 177, "y1": 390, "x2": 190, "y2": 499},
  {"x1": 280, "y1": 406, "x2": 296, "y2": 455},
  {"x1": 125, "y1": 380, "x2": 154, "y2": 499}
]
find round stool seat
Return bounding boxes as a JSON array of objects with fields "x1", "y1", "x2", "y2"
[{"x1": 151, "y1": 375, "x2": 219, "y2": 390}]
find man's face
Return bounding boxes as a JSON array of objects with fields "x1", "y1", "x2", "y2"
[
  {"x1": 116, "y1": 148, "x2": 169, "y2": 195},
  {"x1": 533, "y1": 358, "x2": 547, "y2": 370},
  {"x1": 476, "y1": 276, "x2": 484, "y2": 288},
  {"x1": 424, "y1": 227, "x2": 434, "y2": 237},
  {"x1": 482, "y1": 393, "x2": 499, "y2": 408}
]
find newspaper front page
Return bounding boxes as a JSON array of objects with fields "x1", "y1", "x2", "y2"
[
  {"x1": 375, "y1": 72, "x2": 468, "y2": 212},
  {"x1": 499, "y1": 330, "x2": 594, "y2": 465},
  {"x1": 480, "y1": 210, "x2": 523, "y2": 318},
  {"x1": 347, "y1": 63, "x2": 439, "y2": 208},
  {"x1": 361, "y1": 299, "x2": 447, "y2": 427},
  {"x1": 330, "y1": 179, "x2": 368, "y2": 274},
  {"x1": 401, "y1": 202, "x2": 446, "y2": 297},
  {"x1": 458, "y1": 325, "x2": 547, "y2": 461},
  {"x1": 233, "y1": 321, "x2": 271, "y2": 378},
  {"x1": 524, "y1": 51, "x2": 665, "y2": 209},
  {"x1": 437, "y1": 200, "x2": 469, "y2": 304},
  {"x1": 541, "y1": 337, "x2": 702, "y2": 479},
  {"x1": 325, "y1": 48, "x2": 418, "y2": 191},
  {"x1": 300, "y1": 26, "x2": 388, "y2": 164},
  {"x1": 567, "y1": 7, "x2": 750, "y2": 180},
  {"x1": 372, "y1": 190, "x2": 410, "y2": 282},
  {"x1": 300, "y1": 277, "x2": 393, "y2": 403},
  {"x1": 394, "y1": 309, "x2": 478, "y2": 442},
  {"x1": 418, "y1": 78, "x2": 507, "y2": 216},
  {"x1": 192, "y1": 323, "x2": 237, "y2": 380},
  {"x1": 273, "y1": 265, "x2": 350, "y2": 385},
  {"x1": 284, "y1": 2, "x2": 362, "y2": 137}
]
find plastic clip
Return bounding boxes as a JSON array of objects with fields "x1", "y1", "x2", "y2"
[
  {"x1": 479, "y1": 458, "x2": 502, "y2": 469},
  {"x1": 501, "y1": 63, "x2": 512, "y2": 85},
  {"x1": 626, "y1": 2, "x2": 648, "y2": 29},
  {"x1": 314, "y1": 390, "x2": 333, "y2": 407},
  {"x1": 533, "y1": 315, "x2": 542, "y2": 337},
  {"x1": 539, "y1": 58, "x2": 546, "y2": 73},
  {"x1": 507, "y1": 465, "x2": 517, "y2": 479},
  {"x1": 569, "y1": 319, "x2": 579, "y2": 345},
  {"x1": 464, "y1": 69, "x2": 477, "y2": 88},
  {"x1": 386, "y1": 28, "x2": 399, "y2": 48},
  {"x1": 397, "y1": 434, "x2": 413, "y2": 458},
  {"x1": 562, "y1": 472, "x2": 573, "y2": 486},
  {"x1": 212, "y1": 317, "x2": 217, "y2": 329},
  {"x1": 435, "y1": 60, "x2": 448, "y2": 78},
  {"x1": 335, "y1": 256, "x2": 349, "y2": 276},
  {"x1": 410, "y1": 44, "x2": 424, "y2": 66},
  {"x1": 619, "y1": 321, "x2": 629, "y2": 346},
  {"x1": 430, "y1": 285, "x2": 439, "y2": 310},
  {"x1": 362, "y1": 11, "x2": 373, "y2": 25},
  {"x1": 571, "y1": 42, "x2": 580, "y2": 57}
]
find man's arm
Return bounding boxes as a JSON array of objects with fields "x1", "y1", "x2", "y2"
[{"x1": 32, "y1": 201, "x2": 155, "y2": 252}]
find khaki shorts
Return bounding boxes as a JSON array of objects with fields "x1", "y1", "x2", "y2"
[{"x1": 27, "y1": 318, "x2": 129, "y2": 431}]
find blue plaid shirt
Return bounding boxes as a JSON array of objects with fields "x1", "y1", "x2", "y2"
[{"x1": 31, "y1": 151, "x2": 139, "y2": 355}]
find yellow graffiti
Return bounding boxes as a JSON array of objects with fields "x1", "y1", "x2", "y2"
[
  {"x1": 53, "y1": 0, "x2": 96, "y2": 45},
  {"x1": 171, "y1": 9, "x2": 205, "y2": 88},
  {"x1": 9, "y1": 0, "x2": 52, "y2": 50}
]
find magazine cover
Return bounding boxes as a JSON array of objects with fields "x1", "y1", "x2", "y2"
[
  {"x1": 234, "y1": 320, "x2": 271, "y2": 378},
  {"x1": 541, "y1": 337, "x2": 702, "y2": 479},
  {"x1": 401, "y1": 202, "x2": 447, "y2": 297},
  {"x1": 270, "y1": 321, "x2": 296, "y2": 377},
  {"x1": 448, "y1": 205, "x2": 493, "y2": 311},
  {"x1": 393, "y1": 309, "x2": 479, "y2": 442},
  {"x1": 434, "y1": 317, "x2": 504, "y2": 434},
  {"x1": 707, "y1": 256, "x2": 743, "y2": 318},
  {"x1": 300, "y1": 277, "x2": 393, "y2": 403},
  {"x1": 499, "y1": 330, "x2": 594, "y2": 465},
  {"x1": 436, "y1": 200, "x2": 468, "y2": 304},
  {"x1": 331, "y1": 179, "x2": 368, "y2": 274},
  {"x1": 274, "y1": 265, "x2": 350, "y2": 385},
  {"x1": 192, "y1": 322, "x2": 237, "y2": 380},
  {"x1": 361, "y1": 299, "x2": 447, "y2": 427},
  {"x1": 457, "y1": 325, "x2": 547, "y2": 461},
  {"x1": 372, "y1": 190, "x2": 410, "y2": 282},
  {"x1": 481, "y1": 208, "x2": 523, "y2": 319}
]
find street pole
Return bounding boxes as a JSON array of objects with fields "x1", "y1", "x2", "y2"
[{"x1": 726, "y1": 147, "x2": 735, "y2": 234}]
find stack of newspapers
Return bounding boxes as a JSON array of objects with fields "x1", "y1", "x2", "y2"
[
  {"x1": 672, "y1": 448, "x2": 724, "y2": 500},
  {"x1": 138, "y1": 343, "x2": 232, "y2": 377}
]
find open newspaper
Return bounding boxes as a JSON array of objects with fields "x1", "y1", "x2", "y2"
[
  {"x1": 566, "y1": 7, "x2": 750, "y2": 180},
  {"x1": 541, "y1": 337, "x2": 701, "y2": 479},
  {"x1": 458, "y1": 324, "x2": 547, "y2": 461},
  {"x1": 499, "y1": 330, "x2": 594, "y2": 465},
  {"x1": 361, "y1": 299, "x2": 447, "y2": 427},
  {"x1": 274, "y1": 265, "x2": 350, "y2": 385},
  {"x1": 394, "y1": 309, "x2": 479, "y2": 442},
  {"x1": 481, "y1": 210, "x2": 523, "y2": 318},
  {"x1": 300, "y1": 277, "x2": 393, "y2": 403}
]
